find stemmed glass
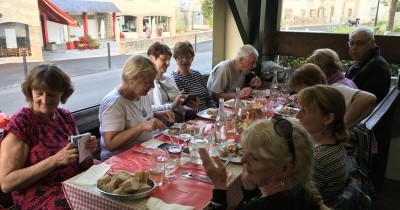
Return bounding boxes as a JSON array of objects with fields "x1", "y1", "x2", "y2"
[
  {"x1": 179, "y1": 125, "x2": 192, "y2": 153},
  {"x1": 165, "y1": 153, "x2": 180, "y2": 180}
]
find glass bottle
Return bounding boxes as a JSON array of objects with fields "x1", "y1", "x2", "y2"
[
  {"x1": 233, "y1": 87, "x2": 242, "y2": 120},
  {"x1": 270, "y1": 70, "x2": 279, "y2": 102},
  {"x1": 214, "y1": 98, "x2": 226, "y2": 144}
]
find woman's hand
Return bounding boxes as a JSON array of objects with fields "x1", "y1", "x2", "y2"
[
  {"x1": 154, "y1": 110, "x2": 175, "y2": 126},
  {"x1": 85, "y1": 135, "x2": 98, "y2": 153},
  {"x1": 52, "y1": 143, "x2": 78, "y2": 167},
  {"x1": 172, "y1": 90, "x2": 186, "y2": 108},
  {"x1": 199, "y1": 148, "x2": 227, "y2": 190},
  {"x1": 141, "y1": 118, "x2": 166, "y2": 132},
  {"x1": 185, "y1": 96, "x2": 200, "y2": 109}
]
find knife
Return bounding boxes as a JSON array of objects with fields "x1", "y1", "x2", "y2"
[{"x1": 181, "y1": 171, "x2": 213, "y2": 184}]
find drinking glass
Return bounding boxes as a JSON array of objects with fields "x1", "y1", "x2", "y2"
[
  {"x1": 168, "y1": 135, "x2": 182, "y2": 157},
  {"x1": 165, "y1": 153, "x2": 180, "y2": 180},
  {"x1": 149, "y1": 149, "x2": 167, "y2": 186}
]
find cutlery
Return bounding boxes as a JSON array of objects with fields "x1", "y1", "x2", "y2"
[
  {"x1": 131, "y1": 149, "x2": 152, "y2": 156},
  {"x1": 180, "y1": 171, "x2": 213, "y2": 184}
]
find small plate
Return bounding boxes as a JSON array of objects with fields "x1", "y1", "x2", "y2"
[
  {"x1": 224, "y1": 99, "x2": 255, "y2": 108},
  {"x1": 196, "y1": 108, "x2": 218, "y2": 119},
  {"x1": 274, "y1": 105, "x2": 299, "y2": 117},
  {"x1": 96, "y1": 179, "x2": 156, "y2": 200},
  {"x1": 210, "y1": 142, "x2": 243, "y2": 163}
]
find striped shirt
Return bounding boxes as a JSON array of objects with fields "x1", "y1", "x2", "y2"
[
  {"x1": 313, "y1": 143, "x2": 349, "y2": 206},
  {"x1": 172, "y1": 69, "x2": 216, "y2": 119}
]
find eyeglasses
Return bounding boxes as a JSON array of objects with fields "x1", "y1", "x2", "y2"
[
  {"x1": 176, "y1": 56, "x2": 193, "y2": 61},
  {"x1": 348, "y1": 38, "x2": 371, "y2": 47},
  {"x1": 272, "y1": 114, "x2": 295, "y2": 165}
]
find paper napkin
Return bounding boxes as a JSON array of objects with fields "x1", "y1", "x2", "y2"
[
  {"x1": 146, "y1": 197, "x2": 194, "y2": 210},
  {"x1": 73, "y1": 163, "x2": 111, "y2": 185}
]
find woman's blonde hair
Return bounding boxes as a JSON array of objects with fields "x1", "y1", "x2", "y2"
[
  {"x1": 306, "y1": 48, "x2": 344, "y2": 79},
  {"x1": 241, "y1": 119, "x2": 328, "y2": 209},
  {"x1": 21, "y1": 63, "x2": 74, "y2": 104},
  {"x1": 297, "y1": 85, "x2": 349, "y2": 142},
  {"x1": 121, "y1": 55, "x2": 158, "y2": 83}
]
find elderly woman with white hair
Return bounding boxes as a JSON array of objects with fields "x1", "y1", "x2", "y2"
[{"x1": 200, "y1": 117, "x2": 328, "y2": 210}]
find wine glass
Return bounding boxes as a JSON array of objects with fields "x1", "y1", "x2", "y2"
[
  {"x1": 165, "y1": 153, "x2": 180, "y2": 180},
  {"x1": 179, "y1": 125, "x2": 192, "y2": 153}
]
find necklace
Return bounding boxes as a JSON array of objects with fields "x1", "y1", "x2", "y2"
[{"x1": 137, "y1": 98, "x2": 147, "y2": 118}]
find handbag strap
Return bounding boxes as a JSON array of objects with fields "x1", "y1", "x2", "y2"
[{"x1": 348, "y1": 58, "x2": 376, "y2": 80}]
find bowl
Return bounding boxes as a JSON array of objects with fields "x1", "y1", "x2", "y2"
[{"x1": 96, "y1": 179, "x2": 156, "y2": 200}]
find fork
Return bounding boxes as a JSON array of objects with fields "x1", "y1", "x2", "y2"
[{"x1": 180, "y1": 171, "x2": 213, "y2": 184}]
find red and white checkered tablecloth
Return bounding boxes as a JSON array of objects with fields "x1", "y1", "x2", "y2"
[{"x1": 62, "y1": 137, "x2": 243, "y2": 210}]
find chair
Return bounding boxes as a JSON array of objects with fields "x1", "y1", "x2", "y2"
[{"x1": 331, "y1": 176, "x2": 371, "y2": 210}]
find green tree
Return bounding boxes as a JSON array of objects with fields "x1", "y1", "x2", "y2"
[{"x1": 202, "y1": 0, "x2": 213, "y2": 27}]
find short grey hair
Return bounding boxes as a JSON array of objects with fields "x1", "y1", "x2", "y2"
[
  {"x1": 349, "y1": 26, "x2": 375, "y2": 40},
  {"x1": 236, "y1": 44, "x2": 259, "y2": 59}
]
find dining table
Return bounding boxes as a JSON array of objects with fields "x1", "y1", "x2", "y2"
[{"x1": 62, "y1": 120, "x2": 244, "y2": 210}]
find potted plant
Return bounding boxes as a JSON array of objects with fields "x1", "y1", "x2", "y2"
[
  {"x1": 77, "y1": 43, "x2": 87, "y2": 50},
  {"x1": 66, "y1": 41, "x2": 74, "y2": 50},
  {"x1": 46, "y1": 42, "x2": 57, "y2": 51},
  {"x1": 89, "y1": 41, "x2": 100, "y2": 49}
]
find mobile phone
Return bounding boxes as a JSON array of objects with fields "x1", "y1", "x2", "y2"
[{"x1": 183, "y1": 94, "x2": 198, "y2": 105}]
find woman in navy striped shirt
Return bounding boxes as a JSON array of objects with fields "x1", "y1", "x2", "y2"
[{"x1": 172, "y1": 41, "x2": 216, "y2": 120}]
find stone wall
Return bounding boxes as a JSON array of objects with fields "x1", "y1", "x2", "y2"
[{"x1": 119, "y1": 30, "x2": 212, "y2": 54}]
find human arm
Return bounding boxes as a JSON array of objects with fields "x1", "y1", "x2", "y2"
[
  {"x1": 199, "y1": 148, "x2": 228, "y2": 209},
  {"x1": 0, "y1": 133, "x2": 78, "y2": 193},
  {"x1": 344, "y1": 90, "x2": 376, "y2": 128},
  {"x1": 102, "y1": 118, "x2": 165, "y2": 152},
  {"x1": 153, "y1": 110, "x2": 175, "y2": 126},
  {"x1": 212, "y1": 87, "x2": 253, "y2": 101}
]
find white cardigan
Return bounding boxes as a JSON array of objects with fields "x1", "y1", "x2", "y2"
[{"x1": 149, "y1": 76, "x2": 179, "y2": 112}]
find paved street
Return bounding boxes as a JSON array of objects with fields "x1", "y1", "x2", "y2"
[{"x1": 0, "y1": 40, "x2": 213, "y2": 115}]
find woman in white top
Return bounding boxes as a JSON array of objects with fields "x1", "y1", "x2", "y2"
[
  {"x1": 147, "y1": 42, "x2": 198, "y2": 122},
  {"x1": 99, "y1": 55, "x2": 174, "y2": 160}
]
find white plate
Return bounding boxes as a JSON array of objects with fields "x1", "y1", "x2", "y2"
[
  {"x1": 96, "y1": 179, "x2": 156, "y2": 200},
  {"x1": 196, "y1": 108, "x2": 218, "y2": 119},
  {"x1": 224, "y1": 99, "x2": 255, "y2": 108},
  {"x1": 274, "y1": 105, "x2": 299, "y2": 117},
  {"x1": 210, "y1": 142, "x2": 243, "y2": 163}
]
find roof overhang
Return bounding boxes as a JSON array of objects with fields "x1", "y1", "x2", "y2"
[
  {"x1": 51, "y1": 0, "x2": 120, "y2": 14},
  {"x1": 38, "y1": 0, "x2": 77, "y2": 27}
]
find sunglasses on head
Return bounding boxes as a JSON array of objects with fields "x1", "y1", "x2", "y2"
[{"x1": 272, "y1": 114, "x2": 295, "y2": 165}]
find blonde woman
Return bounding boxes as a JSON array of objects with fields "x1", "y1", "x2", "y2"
[
  {"x1": 306, "y1": 48, "x2": 357, "y2": 88},
  {"x1": 200, "y1": 118, "x2": 328, "y2": 210},
  {"x1": 99, "y1": 55, "x2": 174, "y2": 160}
]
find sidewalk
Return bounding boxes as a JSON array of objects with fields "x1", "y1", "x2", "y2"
[{"x1": 43, "y1": 40, "x2": 121, "y2": 61}]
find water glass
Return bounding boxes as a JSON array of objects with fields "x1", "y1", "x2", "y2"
[
  {"x1": 190, "y1": 137, "x2": 209, "y2": 164},
  {"x1": 168, "y1": 135, "x2": 182, "y2": 156},
  {"x1": 149, "y1": 150, "x2": 167, "y2": 186},
  {"x1": 165, "y1": 153, "x2": 180, "y2": 180}
]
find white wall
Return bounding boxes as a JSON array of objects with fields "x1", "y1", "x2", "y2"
[{"x1": 47, "y1": 21, "x2": 66, "y2": 44}]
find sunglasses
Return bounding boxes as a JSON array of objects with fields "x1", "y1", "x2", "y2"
[{"x1": 272, "y1": 114, "x2": 295, "y2": 165}]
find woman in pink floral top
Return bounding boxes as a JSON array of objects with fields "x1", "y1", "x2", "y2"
[{"x1": 0, "y1": 64, "x2": 98, "y2": 210}]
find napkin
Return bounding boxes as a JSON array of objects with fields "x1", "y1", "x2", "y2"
[
  {"x1": 146, "y1": 197, "x2": 194, "y2": 210},
  {"x1": 73, "y1": 163, "x2": 111, "y2": 185}
]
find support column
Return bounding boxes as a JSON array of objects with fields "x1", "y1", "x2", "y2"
[
  {"x1": 137, "y1": 16, "x2": 144, "y2": 38},
  {"x1": 112, "y1": 13, "x2": 116, "y2": 38},
  {"x1": 83, "y1": 12, "x2": 88, "y2": 38},
  {"x1": 151, "y1": 16, "x2": 156, "y2": 38},
  {"x1": 169, "y1": 16, "x2": 175, "y2": 36},
  {"x1": 41, "y1": 13, "x2": 49, "y2": 46}
]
